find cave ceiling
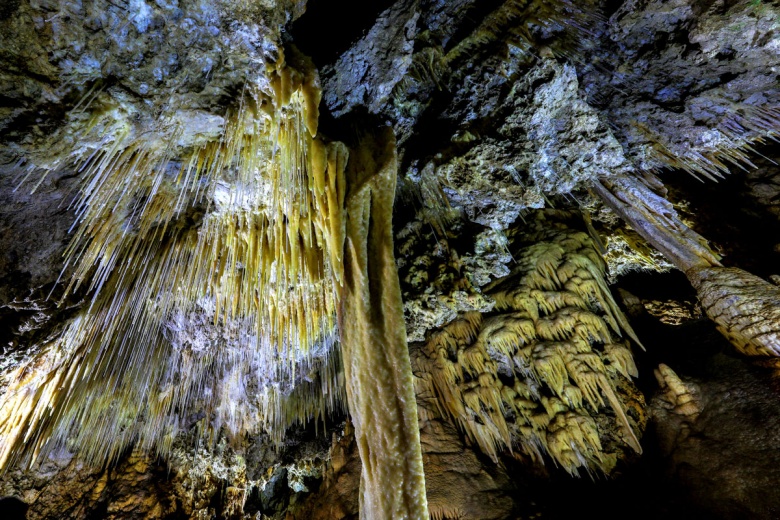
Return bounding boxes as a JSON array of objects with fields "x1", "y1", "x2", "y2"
[{"x1": 1, "y1": 0, "x2": 780, "y2": 519}]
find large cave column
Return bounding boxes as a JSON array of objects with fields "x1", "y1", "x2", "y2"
[
  {"x1": 593, "y1": 172, "x2": 780, "y2": 357},
  {"x1": 339, "y1": 127, "x2": 429, "y2": 519}
]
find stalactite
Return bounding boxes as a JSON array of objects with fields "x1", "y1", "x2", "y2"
[
  {"x1": 0, "y1": 52, "x2": 349, "y2": 470},
  {"x1": 688, "y1": 267, "x2": 780, "y2": 358},
  {"x1": 631, "y1": 103, "x2": 780, "y2": 182},
  {"x1": 413, "y1": 210, "x2": 645, "y2": 476},
  {"x1": 339, "y1": 127, "x2": 429, "y2": 519},
  {"x1": 443, "y1": 0, "x2": 602, "y2": 71},
  {"x1": 3, "y1": 49, "x2": 430, "y2": 519},
  {"x1": 594, "y1": 172, "x2": 780, "y2": 359},
  {"x1": 591, "y1": 173, "x2": 722, "y2": 272}
]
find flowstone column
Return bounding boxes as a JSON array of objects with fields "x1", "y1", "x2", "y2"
[
  {"x1": 339, "y1": 127, "x2": 429, "y2": 519},
  {"x1": 594, "y1": 172, "x2": 780, "y2": 357}
]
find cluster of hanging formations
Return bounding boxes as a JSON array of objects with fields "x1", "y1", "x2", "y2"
[
  {"x1": 413, "y1": 210, "x2": 646, "y2": 475},
  {"x1": 0, "y1": 48, "x2": 348, "y2": 469},
  {"x1": 633, "y1": 101, "x2": 780, "y2": 183},
  {"x1": 391, "y1": 0, "x2": 603, "y2": 107}
]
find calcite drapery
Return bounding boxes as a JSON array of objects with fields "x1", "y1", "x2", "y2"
[
  {"x1": 340, "y1": 128, "x2": 429, "y2": 519},
  {"x1": 0, "y1": 56, "x2": 349, "y2": 470},
  {"x1": 413, "y1": 210, "x2": 645, "y2": 475}
]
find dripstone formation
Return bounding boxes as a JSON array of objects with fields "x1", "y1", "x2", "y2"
[{"x1": 1, "y1": 1, "x2": 780, "y2": 519}]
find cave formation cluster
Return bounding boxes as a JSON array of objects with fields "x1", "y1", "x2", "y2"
[{"x1": 1, "y1": 0, "x2": 780, "y2": 519}]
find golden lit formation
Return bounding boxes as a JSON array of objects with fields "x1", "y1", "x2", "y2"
[
  {"x1": 414, "y1": 211, "x2": 644, "y2": 475},
  {"x1": 0, "y1": 51, "x2": 348, "y2": 469},
  {"x1": 340, "y1": 129, "x2": 429, "y2": 519}
]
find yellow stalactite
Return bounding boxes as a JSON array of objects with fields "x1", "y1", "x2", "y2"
[
  {"x1": 339, "y1": 128, "x2": 429, "y2": 519},
  {"x1": 0, "y1": 56, "x2": 349, "y2": 471}
]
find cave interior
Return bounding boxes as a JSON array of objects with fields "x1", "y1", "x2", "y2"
[{"x1": 1, "y1": 0, "x2": 780, "y2": 519}]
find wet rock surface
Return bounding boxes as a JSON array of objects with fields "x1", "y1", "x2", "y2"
[
  {"x1": 0, "y1": 449, "x2": 178, "y2": 520},
  {"x1": 649, "y1": 353, "x2": 780, "y2": 520}
]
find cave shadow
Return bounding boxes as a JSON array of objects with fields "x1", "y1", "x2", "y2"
[{"x1": 0, "y1": 496, "x2": 28, "y2": 520}]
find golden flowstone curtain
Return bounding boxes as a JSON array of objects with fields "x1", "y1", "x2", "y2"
[
  {"x1": 412, "y1": 210, "x2": 644, "y2": 476},
  {"x1": 340, "y1": 128, "x2": 429, "y2": 520}
]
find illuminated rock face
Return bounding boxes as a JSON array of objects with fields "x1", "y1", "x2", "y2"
[{"x1": 1, "y1": 0, "x2": 780, "y2": 518}]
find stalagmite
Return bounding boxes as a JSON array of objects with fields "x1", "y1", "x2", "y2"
[
  {"x1": 339, "y1": 127, "x2": 429, "y2": 519},
  {"x1": 594, "y1": 172, "x2": 780, "y2": 358},
  {"x1": 653, "y1": 364, "x2": 701, "y2": 419}
]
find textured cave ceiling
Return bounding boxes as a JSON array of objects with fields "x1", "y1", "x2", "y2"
[{"x1": 1, "y1": 0, "x2": 780, "y2": 519}]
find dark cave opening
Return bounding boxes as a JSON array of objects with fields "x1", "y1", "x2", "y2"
[{"x1": 289, "y1": 0, "x2": 397, "y2": 67}]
